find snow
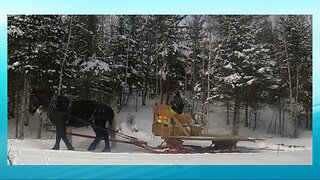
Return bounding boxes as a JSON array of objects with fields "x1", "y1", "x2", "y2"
[
  {"x1": 243, "y1": 47, "x2": 255, "y2": 52},
  {"x1": 246, "y1": 78, "x2": 255, "y2": 85},
  {"x1": 194, "y1": 83, "x2": 201, "y2": 92},
  {"x1": 131, "y1": 68, "x2": 138, "y2": 75},
  {"x1": 224, "y1": 73, "x2": 241, "y2": 84},
  {"x1": 270, "y1": 85, "x2": 279, "y2": 89},
  {"x1": 80, "y1": 58, "x2": 111, "y2": 75},
  {"x1": 261, "y1": 48, "x2": 270, "y2": 53},
  {"x1": 7, "y1": 101, "x2": 312, "y2": 165},
  {"x1": 8, "y1": 25, "x2": 24, "y2": 35},
  {"x1": 8, "y1": 61, "x2": 21, "y2": 69},
  {"x1": 157, "y1": 68, "x2": 167, "y2": 80},
  {"x1": 257, "y1": 67, "x2": 270, "y2": 73},
  {"x1": 234, "y1": 50, "x2": 245, "y2": 58},
  {"x1": 223, "y1": 62, "x2": 233, "y2": 69},
  {"x1": 12, "y1": 61, "x2": 20, "y2": 67}
]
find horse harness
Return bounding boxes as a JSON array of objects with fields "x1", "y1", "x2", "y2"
[{"x1": 46, "y1": 95, "x2": 104, "y2": 127}]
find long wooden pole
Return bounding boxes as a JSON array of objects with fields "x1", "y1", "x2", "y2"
[{"x1": 46, "y1": 129, "x2": 132, "y2": 144}]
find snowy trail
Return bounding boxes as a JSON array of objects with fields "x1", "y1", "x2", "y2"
[{"x1": 8, "y1": 138, "x2": 311, "y2": 165}]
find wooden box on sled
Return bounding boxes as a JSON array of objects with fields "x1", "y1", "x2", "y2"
[{"x1": 153, "y1": 124, "x2": 170, "y2": 137}]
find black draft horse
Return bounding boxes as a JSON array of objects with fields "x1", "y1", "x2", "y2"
[{"x1": 28, "y1": 88, "x2": 116, "y2": 152}]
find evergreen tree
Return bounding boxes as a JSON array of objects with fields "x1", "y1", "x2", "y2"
[
  {"x1": 185, "y1": 15, "x2": 206, "y2": 116},
  {"x1": 152, "y1": 15, "x2": 186, "y2": 103},
  {"x1": 215, "y1": 15, "x2": 276, "y2": 134}
]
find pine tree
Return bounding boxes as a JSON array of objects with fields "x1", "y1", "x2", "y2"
[
  {"x1": 139, "y1": 16, "x2": 159, "y2": 105},
  {"x1": 152, "y1": 15, "x2": 187, "y2": 103},
  {"x1": 186, "y1": 15, "x2": 206, "y2": 117},
  {"x1": 215, "y1": 15, "x2": 275, "y2": 134}
]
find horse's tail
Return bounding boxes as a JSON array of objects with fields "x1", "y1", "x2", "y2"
[{"x1": 110, "y1": 109, "x2": 117, "y2": 149}]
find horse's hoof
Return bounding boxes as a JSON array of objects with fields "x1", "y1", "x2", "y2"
[
  {"x1": 87, "y1": 147, "x2": 96, "y2": 152},
  {"x1": 51, "y1": 147, "x2": 59, "y2": 150},
  {"x1": 102, "y1": 148, "x2": 110, "y2": 152}
]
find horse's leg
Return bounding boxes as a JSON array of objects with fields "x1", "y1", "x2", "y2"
[
  {"x1": 110, "y1": 119, "x2": 117, "y2": 149},
  {"x1": 60, "y1": 127, "x2": 74, "y2": 150},
  {"x1": 87, "y1": 127, "x2": 102, "y2": 151},
  {"x1": 101, "y1": 129, "x2": 111, "y2": 152},
  {"x1": 101, "y1": 120, "x2": 112, "y2": 152},
  {"x1": 51, "y1": 127, "x2": 62, "y2": 150}
]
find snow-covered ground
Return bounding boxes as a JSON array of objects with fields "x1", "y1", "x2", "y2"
[{"x1": 7, "y1": 100, "x2": 312, "y2": 165}]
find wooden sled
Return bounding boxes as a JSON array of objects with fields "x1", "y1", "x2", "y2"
[{"x1": 152, "y1": 105, "x2": 256, "y2": 151}]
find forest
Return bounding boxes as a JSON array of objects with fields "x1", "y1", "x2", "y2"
[{"x1": 8, "y1": 15, "x2": 312, "y2": 138}]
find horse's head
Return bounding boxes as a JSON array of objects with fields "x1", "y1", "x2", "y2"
[{"x1": 28, "y1": 88, "x2": 53, "y2": 114}]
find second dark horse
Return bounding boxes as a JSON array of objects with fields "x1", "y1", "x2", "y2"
[{"x1": 28, "y1": 88, "x2": 116, "y2": 152}]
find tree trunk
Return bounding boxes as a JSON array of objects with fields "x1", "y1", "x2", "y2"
[
  {"x1": 135, "y1": 88, "x2": 138, "y2": 112},
  {"x1": 293, "y1": 65, "x2": 299, "y2": 138},
  {"x1": 14, "y1": 91, "x2": 19, "y2": 138},
  {"x1": 226, "y1": 99, "x2": 230, "y2": 125},
  {"x1": 184, "y1": 67, "x2": 187, "y2": 92},
  {"x1": 18, "y1": 77, "x2": 28, "y2": 139},
  {"x1": 279, "y1": 105, "x2": 282, "y2": 135},
  {"x1": 142, "y1": 76, "x2": 148, "y2": 106},
  {"x1": 253, "y1": 109, "x2": 257, "y2": 130},
  {"x1": 283, "y1": 27, "x2": 295, "y2": 137},
  {"x1": 141, "y1": 46, "x2": 150, "y2": 106},
  {"x1": 278, "y1": 98, "x2": 282, "y2": 135},
  {"x1": 58, "y1": 17, "x2": 74, "y2": 142},
  {"x1": 58, "y1": 16, "x2": 73, "y2": 96},
  {"x1": 154, "y1": 57, "x2": 159, "y2": 100},
  {"x1": 248, "y1": 108, "x2": 251, "y2": 129},
  {"x1": 192, "y1": 59, "x2": 196, "y2": 117},
  {"x1": 287, "y1": 60, "x2": 294, "y2": 136},
  {"x1": 267, "y1": 118, "x2": 272, "y2": 134},
  {"x1": 125, "y1": 38, "x2": 129, "y2": 86},
  {"x1": 308, "y1": 108, "x2": 312, "y2": 130},
  {"x1": 245, "y1": 102, "x2": 248, "y2": 127},
  {"x1": 232, "y1": 96, "x2": 240, "y2": 135},
  {"x1": 207, "y1": 33, "x2": 211, "y2": 101},
  {"x1": 305, "y1": 107, "x2": 309, "y2": 129},
  {"x1": 251, "y1": 103, "x2": 258, "y2": 131},
  {"x1": 206, "y1": 36, "x2": 211, "y2": 132},
  {"x1": 282, "y1": 110, "x2": 285, "y2": 137},
  {"x1": 274, "y1": 110, "x2": 277, "y2": 134},
  {"x1": 155, "y1": 55, "x2": 159, "y2": 104},
  {"x1": 160, "y1": 59, "x2": 163, "y2": 104}
]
